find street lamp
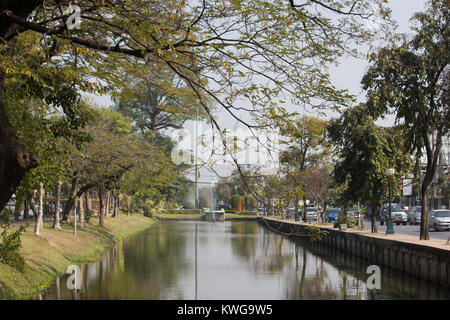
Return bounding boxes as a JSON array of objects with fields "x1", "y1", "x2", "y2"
[{"x1": 385, "y1": 167, "x2": 395, "y2": 235}]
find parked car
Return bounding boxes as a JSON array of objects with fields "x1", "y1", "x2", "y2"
[
  {"x1": 380, "y1": 204, "x2": 408, "y2": 225},
  {"x1": 408, "y1": 206, "x2": 422, "y2": 225},
  {"x1": 257, "y1": 206, "x2": 267, "y2": 215},
  {"x1": 404, "y1": 207, "x2": 411, "y2": 220},
  {"x1": 325, "y1": 208, "x2": 340, "y2": 223},
  {"x1": 347, "y1": 207, "x2": 358, "y2": 217},
  {"x1": 286, "y1": 206, "x2": 296, "y2": 219},
  {"x1": 429, "y1": 209, "x2": 450, "y2": 231},
  {"x1": 305, "y1": 207, "x2": 318, "y2": 221}
]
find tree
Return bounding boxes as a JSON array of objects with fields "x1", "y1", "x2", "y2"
[
  {"x1": 0, "y1": 21, "x2": 99, "y2": 212},
  {"x1": 280, "y1": 115, "x2": 329, "y2": 221},
  {"x1": 327, "y1": 105, "x2": 412, "y2": 232},
  {"x1": 214, "y1": 178, "x2": 233, "y2": 207},
  {"x1": 361, "y1": 0, "x2": 449, "y2": 239},
  {"x1": 33, "y1": 182, "x2": 44, "y2": 236},
  {"x1": 213, "y1": 169, "x2": 260, "y2": 210},
  {"x1": 3, "y1": 62, "x2": 92, "y2": 232},
  {"x1": 61, "y1": 108, "x2": 173, "y2": 227},
  {"x1": 302, "y1": 163, "x2": 332, "y2": 223},
  {"x1": 53, "y1": 180, "x2": 62, "y2": 230},
  {"x1": 0, "y1": 0, "x2": 393, "y2": 212},
  {"x1": 113, "y1": 78, "x2": 201, "y2": 144}
]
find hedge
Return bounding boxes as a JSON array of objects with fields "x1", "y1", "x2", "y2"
[
  {"x1": 166, "y1": 209, "x2": 202, "y2": 214},
  {"x1": 224, "y1": 210, "x2": 258, "y2": 215},
  {"x1": 165, "y1": 209, "x2": 258, "y2": 215}
]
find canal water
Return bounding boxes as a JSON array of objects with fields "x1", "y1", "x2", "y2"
[{"x1": 39, "y1": 221, "x2": 450, "y2": 300}]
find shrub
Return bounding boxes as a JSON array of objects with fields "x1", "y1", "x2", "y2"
[
  {"x1": 85, "y1": 209, "x2": 93, "y2": 223},
  {"x1": 305, "y1": 226, "x2": 329, "y2": 242},
  {"x1": 130, "y1": 193, "x2": 154, "y2": 217},
  {"x1": 225, "y1": 210, "x2": 257, "y2": 215},
  {"x1": 121, "y1": 207, "x2": 132, "y2": 216},
  {"x1": 346, "y1": 215, "x2": 356, "y2": 228},
  {"x1": 0, "y1": 208, "x2": 13, "y2": 224},
  {"x1": 0, "y1": 211, "x2": 26, "y2": 272},
  {"x1": 243, "y1": 194, "x2": 256, "y2": 210}
]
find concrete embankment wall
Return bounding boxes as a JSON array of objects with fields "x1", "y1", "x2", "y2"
[{"x1": 259, "y1": 217, "x2": 450, "y2": 288}]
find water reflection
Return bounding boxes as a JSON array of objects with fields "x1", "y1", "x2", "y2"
[{"x1": 39, "y1": 221, "x2": 450, "y2": 300}]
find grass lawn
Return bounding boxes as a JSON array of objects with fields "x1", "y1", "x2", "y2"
[{"x1": 0, "y1": 214, "x2": 155, "y2": 299}]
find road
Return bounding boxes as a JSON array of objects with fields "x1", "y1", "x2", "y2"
[
  {"x1": 365, "y1": 219, "x2": 450, "y2": 241},
  {"x1": 284, "y1": 215, "x2": 450, "y2": 241}
]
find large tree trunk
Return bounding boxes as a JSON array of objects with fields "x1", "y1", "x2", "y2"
[
  {"x1": 420, "y1": 183, "x2": 431, "y2": 240},
  {"x1": 78, "y1": 194, "x2": 84, "y2": 227},
  {"x1": 371, "y1": 200, "x2": 377, "y2": 233},
  {"x1": 117, "y1": 193, "x2": 120, "y2": 217},
  {"x1": 98, "y1": 187, "x2": 105, "y2": 228},
  {"x1": 112, "y1": 191, "x2": 117, "y2": 218},
  {"x1": 85, "y1": 192, "x2": 92, "y2": 213},
  {"x1": 62, "y1": 172, "x2": 79, "y2": 222},
  {"x1": 419, "y1": 130, "x2": 443, "y2": 240},
  {"x1": 0, "y1": 88, "x2": 40, "y2": 212},
  {"x1": 105, "y1": 191, "x2": 110, "y2": 217},
  {"x1": 0, "y1": 1, "x2": 43, "y2": 213},
  {"x1": 23, "y1": 200, "x2": 29, "y2": 220},
  {"x1": 53, "y1": 180, "x2": 62, "y2": 230},
  {"x1": 315, "y1": 203, "x2": 319, "y2": 224}
]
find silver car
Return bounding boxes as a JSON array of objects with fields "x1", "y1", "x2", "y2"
[
  {"x1": 305, "y1": 207, "x2": 318, "y2": 221},
  {"x1": 429, "y1": 209, "x2": 450, "y2": 231},
  {"x1": 380, "y1": 204, "x2": 408, "y2": 225},
  {"x1": 409, "y1": 206, "x2": 422, "y2": 225}
]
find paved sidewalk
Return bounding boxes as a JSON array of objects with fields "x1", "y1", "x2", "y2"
[{"x1": 263, "y1": 216, "x2": 450, "y2": 251}]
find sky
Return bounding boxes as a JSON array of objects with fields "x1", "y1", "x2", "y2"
[
  {"x1": 183, "y1": 0, "x2": 429, "y2": 184},
  {"x1": 90, "y1": 0, "x2": 429, "y2": 185},
  {"x1": 328, "y1": 0, "x2": 428, "y2": 125}
]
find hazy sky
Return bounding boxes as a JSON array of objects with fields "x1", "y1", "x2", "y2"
[
  {"x1": 90, "y1": 1, "x2": 430, "y2": 184},
  {"x1": 94, "y1": 1, "x2": 428, "y2": 115},
  {"x1": 180, "y1": 0, "x2": 429, "y2": 133},
  {"x1": 329, "y1": 0, "x2": 428, "y2": 125},
  {"x1": 183, "y1": 0, "x2": 429, "y2": 182}
]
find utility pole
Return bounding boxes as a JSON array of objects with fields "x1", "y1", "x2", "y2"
[
  {"x1": 386, "y1": 160, "x2": 395, "y2": 235},
  {"x1": 194, "y1": 105, "x2": 199, "y2": 209},
  {"x1": 195, "y1": 223, "x2": 198, "y2": 299}
]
